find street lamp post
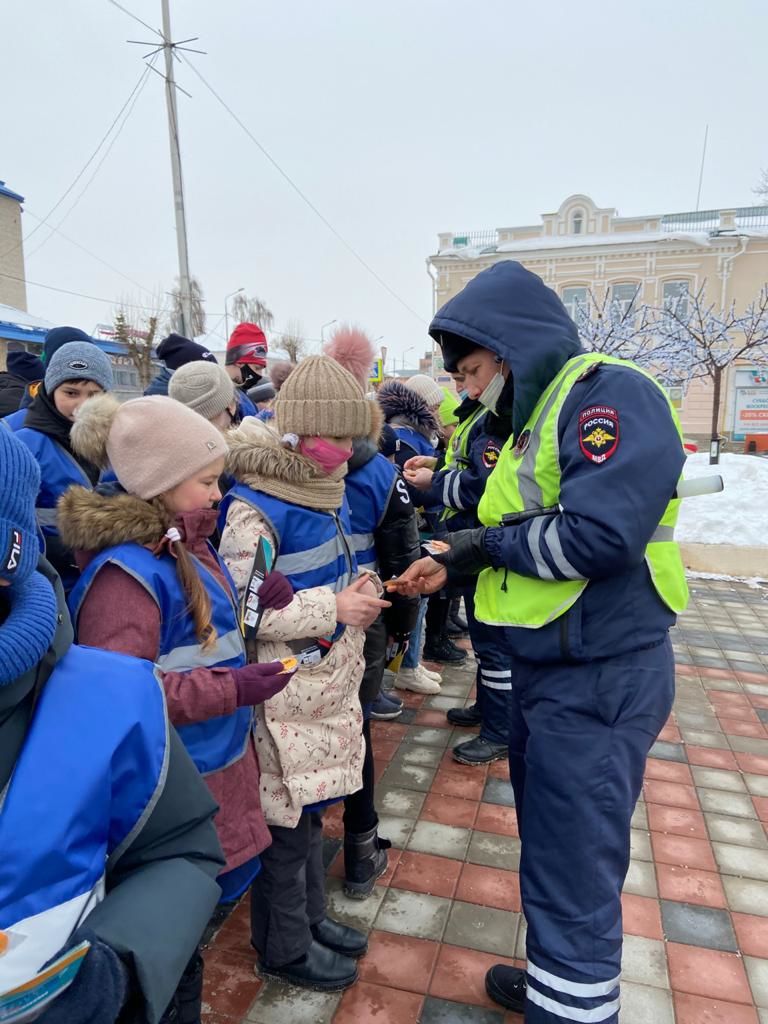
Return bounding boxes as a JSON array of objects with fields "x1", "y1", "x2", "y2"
[
  {"x1": 320, "y1": 319, "x2": 337, "y2": 347},
  {"x1": 224, "y1": 288, "x2": 245, "y2": 342},
  {"x1": 402, "y1": 346, "x2": 415, "y2": 370}
]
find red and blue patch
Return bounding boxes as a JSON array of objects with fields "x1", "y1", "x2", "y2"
[{"x1": 579, "y1": 406, "x2": 619, "y2": 464}]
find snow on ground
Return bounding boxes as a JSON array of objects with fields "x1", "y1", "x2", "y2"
[
  {"x1": 677, "y1": 453, "x2": 768, "y2": 546},
  {"x1": 687, "y1": 571, "x2": 766, "y2": 590}
]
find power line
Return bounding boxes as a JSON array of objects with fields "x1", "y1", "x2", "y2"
[
  {"x1": 179, "y1": 54, "x2": 427, "y2": 326},
  {"x1": 24, "y1": 212, "x2": 149, "y2": 293},
  {"x1": 0, "y1": 65, "x2": 153, "y2": 263},
  {"x1": 25, "y1": 58, "x2": 156, "y2": 262},
  {"x1": 107, "y1": 0, "x2": 163, "y2": 40},
  {"x1": 0, "y1": 270, "x2": 170, "y2": 313}
]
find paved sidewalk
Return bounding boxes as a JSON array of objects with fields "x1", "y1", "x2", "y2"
[{"x1": 202, "y1": 577, "x2": 768, "y2": 1023}]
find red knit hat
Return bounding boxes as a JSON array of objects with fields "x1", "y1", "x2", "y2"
[{"x1": 226, "y1": 323, "x2": 268, "y2": 367}]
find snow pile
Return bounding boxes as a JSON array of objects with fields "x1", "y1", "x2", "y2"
[
  {"x1": 676, "y1": 453, "x2": 768, "y2": 546},
  {"x1": 687, "y1": 571, "x2": 766, "y2": 590}
]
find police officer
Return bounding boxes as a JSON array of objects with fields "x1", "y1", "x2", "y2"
[
  {"x1": 403, "y1": 357, "x2": 511, "y2": 767},
  {"x1": 393, "y1": 261, "x2": 687, "y2": 1023}
]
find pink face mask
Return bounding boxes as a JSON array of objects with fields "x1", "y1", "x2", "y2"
[{"x1": 299, "y1": 437, "x2": 352, "y2": 475}]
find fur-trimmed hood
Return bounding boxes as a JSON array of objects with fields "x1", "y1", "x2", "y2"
[
  {"x1": 58, "y1": 486, "x2": 171, "y2": 553},
  {"x1": 226, "y1": 417, "x2": 330, "y2": 488},
  {"x1": 224, "y1": 417, "x2": 347, "y2": 511},
  {"x1": 377, "y1": 380, "x2": 439, "y2": 439}
]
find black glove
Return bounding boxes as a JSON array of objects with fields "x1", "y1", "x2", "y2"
[
  {"x1": 41, "y1": 932, "x2": 128, "y2": 1024},
  {"x1": 431, "y1": 528, "x2": 491, "y2": 576}
]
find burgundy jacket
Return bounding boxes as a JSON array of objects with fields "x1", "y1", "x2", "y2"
[{"x1": 76, "y1": 509, "x2": 271, "y2": 872}]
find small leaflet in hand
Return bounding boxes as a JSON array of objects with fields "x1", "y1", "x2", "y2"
[
  {"x1": 240, "y1": 537, "x2": 274, "y2": 640},
  {"x1": 0, "y1": 939, "x2": 90, "y2": 1023}
]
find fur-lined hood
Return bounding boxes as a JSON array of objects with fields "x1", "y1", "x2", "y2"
[
  {"x1": 377, "y1": 380, "x2": 439, "y2": 438},
  {"x1": 225, "y1": 417, "x2": 329, "y2": 489},
  {"x1": 226, "y1": 406, "x2": 384, "y2": 486},
  {"x1": 58, "y1": 486, "x2": 171, "y2": 553}
]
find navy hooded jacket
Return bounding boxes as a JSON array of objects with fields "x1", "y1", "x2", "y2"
[{"x1": 430, "y1": 261, "x2": 685, "y2": 663}]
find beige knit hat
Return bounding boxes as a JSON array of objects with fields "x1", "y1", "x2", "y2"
[
  {"x1": 168, "y1": 361, "x2": 236, "y2": 421},
  {"x1": 274, "y1": 355, "x2": 372, "y2": 438},
  {"x1": 404, "y1": 373, "x2": 443, "y2": 410},
  {"x1": 72, "y1": 394, "x2": 226, "y2": 500}
]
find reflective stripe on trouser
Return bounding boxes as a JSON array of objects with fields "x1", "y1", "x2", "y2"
[
  {"x1": 464, "y1": 586, "x2": 510, "y2": 745},
  {"x1": 507, "y1": 639, "x2": 675, "y2": 1024}
]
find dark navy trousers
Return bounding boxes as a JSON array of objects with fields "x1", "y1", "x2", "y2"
[
  {"x1": 508, "y1": 639, "x2": 674, "y2": 1023},
  {"x1": 465, "y1": 586, "x2": 511, "y2": 745}
]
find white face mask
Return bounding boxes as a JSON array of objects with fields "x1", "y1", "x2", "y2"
[{"x1": 478, "y1": 371, "x2": 506, "y2": 414}]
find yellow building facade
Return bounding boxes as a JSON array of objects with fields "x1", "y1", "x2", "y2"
[
  {"x1": 427, "y1": 195, "x2": 768, "y2": 442},
  {"x1": 0, "y1": 181, "x2": 27, "y2": 312}
]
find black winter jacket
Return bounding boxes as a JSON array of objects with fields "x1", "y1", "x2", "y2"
[{"x1": 348, "y1": 437, "x2": 420, "y2": 703}]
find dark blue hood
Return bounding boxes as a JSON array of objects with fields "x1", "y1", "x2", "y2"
[{"x1": 429, "y1": 261, "x2": 582, "y2": 437}]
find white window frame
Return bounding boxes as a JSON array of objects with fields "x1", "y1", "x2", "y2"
[
  {"x1": 662, "y1": 279, "x2": 690, "y2": 318},
  {"x1": 609, "y1": 282, "x2": 641, "y2": 317},
  {"x1": 561, "y1": 286, "x2": 589, "y2": 321}
]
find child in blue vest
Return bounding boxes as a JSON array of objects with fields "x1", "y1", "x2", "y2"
[
  {"x1": 13, "y1": 341, "x2": 114, "y2": 591},
  {"x1": 58, "y1": 394, "x2": 296, "y2": 1023},
  {"x1": 220, "y1": 355, "x2": 390, "y2": 993},
  {"x1": 0, "y1": 417, "x2": 226, "y2": 1023}
]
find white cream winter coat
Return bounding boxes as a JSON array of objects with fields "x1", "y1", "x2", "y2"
[{"x1": 220, "y1": 420, "x2": 368, "y2": 828}]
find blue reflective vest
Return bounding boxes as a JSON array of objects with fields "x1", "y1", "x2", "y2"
[
  {"x1": 220, "y1": 484, "x2": 357, "y2": 596},
  {"x1": 70, "y1": 542, "x2": 250, "y2": 776},
  {"x1": 14, "y1": 428, "x2": 93, "y2": 537},
  {"x1": 345, "y1": 454, "x2": 399, "y2": 573},
  {"x1": 0, "y1": 645, "x2": 168, "y2": 991}
]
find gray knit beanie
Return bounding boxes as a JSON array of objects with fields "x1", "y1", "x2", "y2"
[
  {"x1": 45, "y1": 341, "x2": 113, "y2": 394},
  {"x1": 274, "y1": 355, "x2": 371, "y2": 438},
  {"x1": 404, "y1": 373, "x2": 443, "y2": 410},
  {"x1": 168, "y1": 361, "x2": 235, "y2": 421}
]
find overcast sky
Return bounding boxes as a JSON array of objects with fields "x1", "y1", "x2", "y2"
[{"x1": 3, "y1": 0, "x2": 767, "y2": 365}]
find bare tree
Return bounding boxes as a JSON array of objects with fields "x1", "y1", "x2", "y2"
[
  {"x1": 112, "y1": 293, "x2": 165, "y2": 390},
  {"x1": 654, "y1": 283, "x2": 768, "y2": 462},
  {"x1": 754, "y1": 168, "x2": 768, "y2": 204},
  {"x1": 573, "y1": 287, "x2": 683, "y2": 385},
  {"x1": 230, "y1": 292, "x2": 274, "y2": 333},
  {"x1": 170, "y1": 275, "x2": 206, "y2": 338},
  {"x1": 279, "y1": 318, "x2": 306, "y2": 363}
]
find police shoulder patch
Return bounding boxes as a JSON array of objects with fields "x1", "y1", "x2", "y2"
[
  {"x1": 579, "y1": 406, "x2": 619, "y2": 464},
  {"x1": 482, "y1": 441, "x2": 501, "y2": 469}
]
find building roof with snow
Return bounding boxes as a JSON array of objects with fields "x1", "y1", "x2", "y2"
[
  {"x1": 0, "y1": 181, "x2": 24, "y2": 204},
  {"x1": 432, "y1": 195, "x2": 768, "y2": 259}
]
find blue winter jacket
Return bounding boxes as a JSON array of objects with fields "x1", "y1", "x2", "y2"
[{"x1": 430, "y1": 260, "x2": 685, "y2": 663}]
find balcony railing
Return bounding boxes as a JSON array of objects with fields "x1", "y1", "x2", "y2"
[
  {"x1": 448, "y1": 230, "x2": 498, "y2": 249},
  {"x1": 661, "y1": 206, "x2": 768, "y2": 233}
]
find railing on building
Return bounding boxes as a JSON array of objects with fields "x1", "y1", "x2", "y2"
[
  {"x1": 661, "y1": 206, "x2": 768, "y2": 234},
  {"x1": 734, "y1": 206, "x2": 768, "y2": 230},
  {"x1": 448, "y1": 230, "x2": 498, "y2": 249}
]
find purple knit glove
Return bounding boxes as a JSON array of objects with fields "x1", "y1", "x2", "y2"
[
  {"x1": 257, "y1": 571, "x2": 294, "y2": 611},
  {"x1": 231, "y1": 661, "x2": 296, "y2": 706}
]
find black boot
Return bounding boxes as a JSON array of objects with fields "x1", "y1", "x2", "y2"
[
  {"x1": 259, "y1": 939, "x2": 358, "y2": 991},
  {"x1": 159, "y1": 951, "x2": 204, "y2": 1024},
  {"x1": 453, "y1": 735, "x2": 508, "y2": 766},
  {"x1": 446, "y1": 597, "x2": 468, "y2": 636},
  {"x1": 485, "y1": 965, "x2": 527, "y2": 1012},
  {"x1": 311, "y1": 917, "x2": 368, "y2": 957},
  {"x1": 423, "y1": 636, "x2": 468, "y2": 664},
  {"x1": 447, "y1": 702, "x2": 482, "y2": 727},
  {"x1": 343, "y1": 825, "x2": 391, "y2": 899}
]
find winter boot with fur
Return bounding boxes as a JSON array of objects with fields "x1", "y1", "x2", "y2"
[{"x1": 343, "y1": 826, "x2": 392, "y2": 899}]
